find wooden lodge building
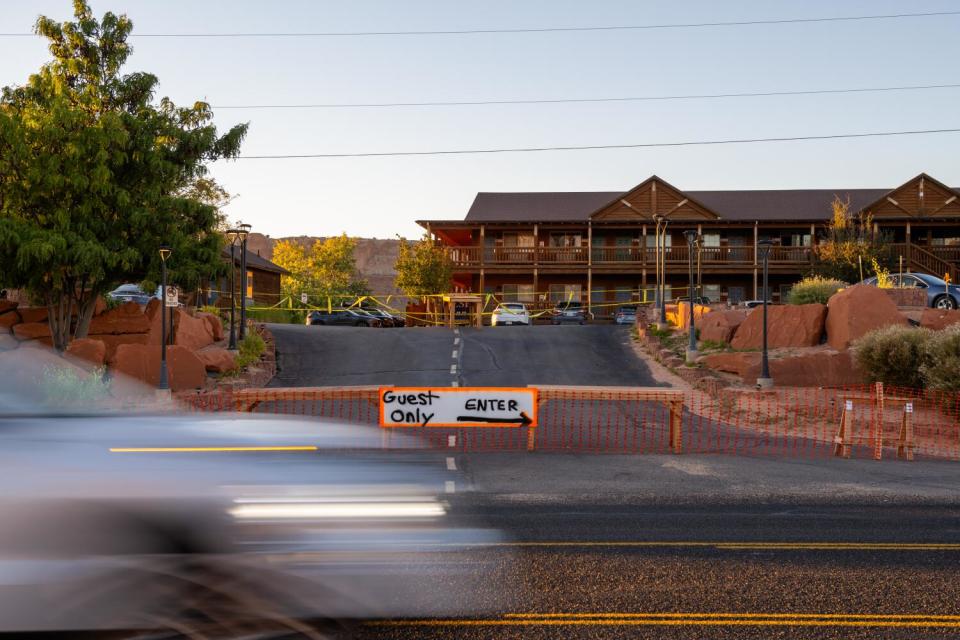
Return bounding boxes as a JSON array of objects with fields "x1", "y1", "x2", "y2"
[{"x1": 417, "y1": 173, "x2": 960, "y2": 316}]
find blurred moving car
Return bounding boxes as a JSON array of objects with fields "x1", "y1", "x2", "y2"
[
  {"x1": 614, "y1": 305, "x2": 638, "y2": 325},
  {"x1": 551, "y1": 301, "x2": 587, "y2": 325},
  {"x1": 305, "y1": 308, "x2": 382, "y2": 326},
  {"x1": 107, "y1": 283, "x2": 155, "y2": 306},
  {"x1": 0, "y1": 351, "x2": 502, "y2": 635},
  {"x1": 862, "y1": 272, "x2": 959, "y2": 309},
  {"x1": 491, "y1": 302, "x2": 530, "y2": 326}
]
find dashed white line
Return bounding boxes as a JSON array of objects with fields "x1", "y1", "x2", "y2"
[
  {"x1": 452, "y1": 350, "x2": 458, "y2": 359},
  {"x1": 450, "y1": 364, "x2": 457, "y2": 374},
  {"x1": 454, "y1": 337, "x2": 460, "y2": 345},
  {"x1": 451, "y1": 380, "x2": 459, "y2": 387},
  {"x1": 446, "y1": 457, "x2": 457, "y2": 471},
  {"x1": 454, "y1": 328, "x2": 460, "y2": 336},
  {"x1": 448, "y1": 435, "x2": 457, "y2": 447},
  {"x1": 445, "y1": 480, "x2": 456, "y2": 494}
]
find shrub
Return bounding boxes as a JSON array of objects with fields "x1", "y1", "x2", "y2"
[
  {"x1": 787, "y1": 276, "x2": 847, "y2": 305},
  {"x1": 921, "y1": 324, "x2": 960, "y2": 392},
  {"x1": 854, "y1": 325, "x2": 931, "y2": 388},
  {"x1": 40, "y1": 366, "x2": 111, "y2": 408},
  {"x1": 236, "y1": 332, "x2": 266, "y2": 370}
]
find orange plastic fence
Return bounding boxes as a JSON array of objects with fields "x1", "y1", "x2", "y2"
[{"x1": 177, "y1": 384, "x2": 960, "y2": 460}]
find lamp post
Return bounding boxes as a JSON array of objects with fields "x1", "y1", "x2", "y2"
[
  {"x1": 683, "y1": 230, "x2": 699, "y2": 363},
  {"x1": 226, "y1": 229, "x2": 240, "y2": 351},
  {"x1": 757, "y1": 239, "x2": 775, "y2": 389},
  {"x1": 237, "y1": 222, "x2": 251, "y2": 341},
  {"x1": 158, "y1": 246, "x2": 172, "y2": 390},
  {"x1": 694, "y1": 234, "x2": 703, "y2": 301}
]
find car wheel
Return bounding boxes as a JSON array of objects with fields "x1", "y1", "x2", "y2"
[{"x1": 934, "y1": 295, "x2": 957, "y2": 310}]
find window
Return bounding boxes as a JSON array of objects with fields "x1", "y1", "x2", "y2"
[
  {"x1": 702, "y1": 234, "x2": 721, "y2": 247},
  {"x1": 645, "y1": 234, "x2": 673, "y2": 248},
  {"x1": 614, "y1": 287, "x2": 633, "y2": 302},
  {"x1": 549, "y1": 284, "x2": 582, "y2": 303},
  {"x1": 728, "y1": 286, "x2": 745, "y2": 304},
  {"x1": 502, "y1": 284, "x2": 535, "y2": 302},
  {"x1": 246, "y1": 270, "x2": 254, "y2": 299},
  {"x1": 703, "y1": 284, "x2": 722, "y2": 302},
  {"x1": 789, "y1": 234, "x2": 812, "y2": 247},
  {"x1": 549, "y1": 233, "x2": 582, "y2": 247}
]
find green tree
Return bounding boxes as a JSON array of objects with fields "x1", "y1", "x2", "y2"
[
  {"x1": 272, "y1": 234, "x2": 369, "y2": 302},
  {"x1": 394, "y1": 234, "x2": 454, "y2": 296},
  {"x1": 0, "y1": 1, "x2": 247, "y2": 349},
  {"x1": 812, "y1": 196, "x2": 891, "y2": 283}
]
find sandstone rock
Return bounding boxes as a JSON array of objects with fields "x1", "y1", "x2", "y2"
[
  {"x1": 198, "y1": 312, "x2": 224, "y2": 341},
  {"x1": 699, "y1": 310, "x2": 747, "y2": 344},
  {"x1": 18, "y1": 307, "x2": 48, "y2": 323},
  {"x1": 743, "y1": 349, "x2": 863, "y2": 387},
  {"x1": 701, "y1": 351, "x2": 761, "y2": 377},
  {"x1": 89, "y1": 333, "x2": 150, "y2": 363},
  {"x1": 12, "y1": 322, "x2": 52, "y2": 341},
  {"x1": 65, "y1": 338, "x2": 107, "y2": 368},
  {"x1": 0, "y1": 333, "x2": 18, "y2": 351},
  {"x1": 731, "y1": 304, "x2": 826, "y2": 350},
  {"x1": 88, "y1": 301, "x2": 150, "y2": 335},
  {"x1": 825, "y1": 284, "x2": 908, "y2": 350},
  {"x1": 196, "y1": 347, "x2": 237, "y2": 373},
  {"x1": 172, "y1": 309, "x2": 215, "y2": 351},
  {"x1": 0, "y1": 300, "x2": 17, "y2": 315},
  {"x1": 111, "y1": 343, "x2": 206, "y2": 393},
  {"x1": 0, "y1": 310, "x2": 20, "y2": 330},
  {"x1": 920, "y1": 308, "x2": 960, "y2": 331}
]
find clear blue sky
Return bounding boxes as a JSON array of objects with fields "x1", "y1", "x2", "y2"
[{"x1": 2, "y1": 1, "x2": 959, "y2": 239}]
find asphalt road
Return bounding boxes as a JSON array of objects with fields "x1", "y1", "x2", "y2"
[{"x1": 269, "y1": 324, "x2": 659, "y2": 388}]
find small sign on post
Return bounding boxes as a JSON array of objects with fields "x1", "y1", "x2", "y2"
[
  {"x1": 905, "y1": 402, "x2": 914, "y2": 414},
  {"x1": 379, "y1": 387, "x2": 538, "y2": 428},
  {"x1": 300, "y1": 292, "x2": 308, "y2": 305},
  {"x1": 845, "y1": 400, "x2": 854, "y2": 411},
  {"x1": 164, "y1": 286, "x2": 179, "y2": 308}
]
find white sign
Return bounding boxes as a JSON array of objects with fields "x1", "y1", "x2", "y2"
[
  {"x1": 300, "y1": 292, "x2": 308, "y2": 305},
  {"x1": 379, "y1": 387, "x2": 538, "y2": 428},
  {"x1": 905, "y1": 402, "x2": 914, "y2": 414},
  {"x1": 164, "y1": 286, "x2": 179, "y2": 308},
  {"x1": 845, "y1": 400, "x2": 854, "y2": 411}
]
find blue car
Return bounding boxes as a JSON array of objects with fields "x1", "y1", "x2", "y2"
[{"x1": 862, "y1": 272, "x2": 959, "y2": 309}]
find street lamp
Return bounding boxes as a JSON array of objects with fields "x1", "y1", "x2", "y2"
[
  {"x1": 226, "y1": 229, "x2": 240, "y2": 351},
  {"x1": 653, "y1": 214, "x2": 669, "y2": 328},
  {"x1": 158, "y1": 245, "x2": 172, "y2": 390},
  {"x1": 757, "y1": 239, "x2": 775, "y2": 389},
  {"x1": 683, "y1": 230, "x2": 699, "y2": 363},
  {"x1": 694, "y1": 233, "x2": 703, "y2": 301},
  {"x1": 237, "y1": 222, "x2": 251, "y2": 341}
]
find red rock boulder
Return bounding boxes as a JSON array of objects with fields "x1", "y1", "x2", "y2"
[
  {"x1": 730, "y1": 304, "x2": 826, "y2": 350},
  {"x1": 111, "y1": 343, "x2": 207, "y2": 393},
  {"x1": 743, "y1": 349, "x2": 863, "y2": 387},
  {"x1": 701, "y1": 351, "x2": 761, "y2": 377},
  {"x1": 920, "y1": 308, "x2": 960, "y2": 331},
  {"x1": 18, "y1": 307, "x2": 48, "y2": 323},
  {"x1": 65, "y1": 338, "x2": 107, "y2": 368},
  {"x1": 0, "y1": 309, "x2": 20, "y2": 330},
  {"x1": 91, "y1": 334, "x2": 150, "y2": 363},
  {"x1": 825, "y1": 284, "x2": 909, "y2": 350},
  {"x1": 172, "y1": 309, "x2": 215, "y2": 351},
  {"x1": 88, "y1": 301, "x2": 150, "y2": 335},
  {"x1": 699, "y1": 310, "x2": 747, "y2": 344},
  {"x1": 12, "y1": 322, "x2": 52, "y2": 341},
  {"x1": 0, "y1": 300, "x2": 17, "y2": 315},
  {"x1": 198, "y1": 312, "x2": 224, "y2": 341},
  {"x1": 196, "y1": 347, "x2": 237, "y2": 373}
]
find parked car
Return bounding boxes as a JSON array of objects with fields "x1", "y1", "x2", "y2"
[
  {"x1": 360, "y1": 306, "x2": 406, "y2": 327},
  {"x1": 614, "y1": 305, "x2": 638, "y2": 325},
  {"x1": 741, "y1": 299, "x2": 773, "y2": 309},
  {"x1": 551, "y1": 301, "x2": 587, "y2": 325},
  {"x1": 491, "y1": 302, "x2": 530, "y2": 326},
  {"x1": 305, "y1": 308, "x2": 382, "y2": 326},
  {"x1": 107, "y1": 283, "x2": 154, "y2": 306},
  {"x1": 675, "y1": 296, "x2": 711, "y2": 305},
  {"x1": 862, "y1": 272, "x2": 960, "y2": 309}
]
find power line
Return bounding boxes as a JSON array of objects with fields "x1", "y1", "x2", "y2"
[
  {"x1": 2, "y1": 10, "x2": 958, "y2": 38},
  {"x1": 213, "y1": 82, "x2": 960, "y2": 110},
  {"x1": 232, "y1": 127, "x2": 960, "y2": 159}
]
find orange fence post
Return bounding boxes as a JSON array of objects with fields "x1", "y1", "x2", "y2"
[{"x1": 873, "y1": 382, "x2": 885, "y2": 461}]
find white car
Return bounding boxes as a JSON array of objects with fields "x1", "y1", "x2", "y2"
[{"x1": 491, "y1": 302, "x2": 530, "y2": 326}]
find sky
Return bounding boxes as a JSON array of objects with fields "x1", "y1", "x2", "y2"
[{"x1": 1, "y1": 1, "x2": 959, "y2": 239}]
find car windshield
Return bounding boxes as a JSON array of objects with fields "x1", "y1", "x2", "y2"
[{"x1": 502, "y1": 304, "x2": 525, "y2": 311}]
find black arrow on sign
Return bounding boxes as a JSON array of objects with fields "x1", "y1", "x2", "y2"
[{"x1": 456, "y1": 411, "x2": 533, "y2": 426}]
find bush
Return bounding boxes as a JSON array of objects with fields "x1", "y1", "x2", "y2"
[
  {"x1": 40, "y1": 366, "x2": 111, "y2": 408},
  {"x1": 787, "y1": 276, "x2": 847, "y2": 305},
  {"x1": 921, "y1": 324, "x2": 960, "y2": 392},
  {"x1": 236, "y1": 332, "x2": 266, "y2": 370},
  {"x1": 854, "y1": 325, "x2": 931, "y2": 388}
]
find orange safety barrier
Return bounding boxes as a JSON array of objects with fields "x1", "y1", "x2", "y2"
[{"x1": 177, "y1": 384, "x2": 960, "y2": 460}]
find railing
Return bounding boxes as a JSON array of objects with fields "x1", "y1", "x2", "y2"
[
  {"x1": 928, "y1": 246, "x2": 960, "y2": 263},
  {"x1": 768, "y1": 246, "x2": 812, "y2": 263},
  {"x1": 592, "y1": 246, "x2": 645, "y2": 263},
  {"x1": 539, "y1": 246, "x2": 588, "y2": 264},
  {"x1": 449, "y1": 246, "x2": 481, "y2": 266},
  {"x1": 909, "y1": 244, "x2": 959, "y2": 282}
]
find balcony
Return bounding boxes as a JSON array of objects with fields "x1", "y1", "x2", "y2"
[{"x1": 448, "y1": 244, "x2": 814, "y2": 268}]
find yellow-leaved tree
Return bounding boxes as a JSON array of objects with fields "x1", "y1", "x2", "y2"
[{"x1": 272, "y1": 234, "x2": 369, "y2": 304}]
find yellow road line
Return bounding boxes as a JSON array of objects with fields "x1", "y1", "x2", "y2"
[
  {"x1": 109, "y1": 446, "x2": 318, "y2": 453},
  {"x1": 505, "y1": 613, "x2": 960, "y2": 620}
]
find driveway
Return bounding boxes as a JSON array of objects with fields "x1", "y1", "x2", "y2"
[{"x1": 268, "y1": 324, "x2": 660, "y2": 388}]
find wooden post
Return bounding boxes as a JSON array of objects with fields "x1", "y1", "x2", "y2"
[
  {"x1": 533, "y1": 224, "x2": 539, "y2": 268},
  {"x1": 753, "y1": 222, "x2": 759, "y2": 299},
  {"x1": 834, "y1": 399, "x2": 853, "y2": 458},
  {"x1": 669, "y1": 398, "x2": 683, "y2": 453},
  {"x1": 905, "y1": 221, "x2": 912, "y2": 266},
  {"x1": 479, "y1": 225, "x2": 485, "y2": 269},
  {"x1": 897, "y1": 402, "x2": 914, "y2": 461}
]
